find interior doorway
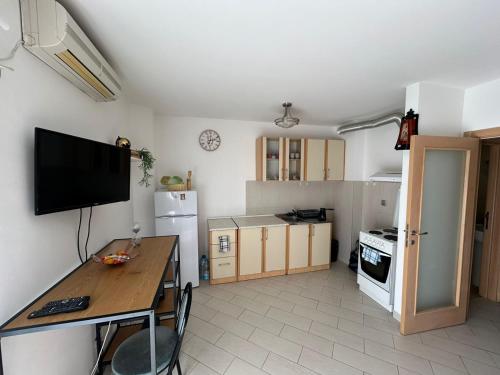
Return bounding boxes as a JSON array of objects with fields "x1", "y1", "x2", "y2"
[
  {"x1": 465, "y1": 127, "x2": 500, "y2": 306},
  {"x1": 473, "y1": 141, "x2": 500, "y2": 302}
]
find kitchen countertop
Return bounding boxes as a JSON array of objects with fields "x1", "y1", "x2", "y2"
[
  {"x1": 232, "y1": 215, "x2": 288, "y2": 228},
  {"x1": 275, "y1": 213, "x2": 333, "y2": 225},
  {"x1": 207, "y1": 217, "x2": 238, "y2": 231}
]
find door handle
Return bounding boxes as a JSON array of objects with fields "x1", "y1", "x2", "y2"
[
  {"x1": 311, "y1": 225, "x2": 315, "y2": 236},
  {"x1": 411, "y1": 230, "x2": 428, "y2": 236},
  {"x1": 485, "y1": 211, "x2": 489, "y2": 230}
]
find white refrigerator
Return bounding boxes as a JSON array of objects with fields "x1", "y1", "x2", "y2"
[{"x1": 154, "y1": 190, "x2": 199, "y2": 287}]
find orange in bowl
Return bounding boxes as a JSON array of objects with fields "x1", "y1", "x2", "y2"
[{"x1": 94, "y1": 253, "x2": 130, "y2": 266}]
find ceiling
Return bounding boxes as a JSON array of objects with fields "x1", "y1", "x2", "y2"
[{"x1": 28, "y1": 1, "x2": 500, "y2": 123}]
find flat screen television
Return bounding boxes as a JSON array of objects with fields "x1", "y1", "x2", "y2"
[{"x1": 35, "y1": 127, "x2": 131, "y2": 215}]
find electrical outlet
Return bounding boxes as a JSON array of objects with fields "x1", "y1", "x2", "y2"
[{"x1": 381, "y1": 199, "x2": 386, "y2": 207}]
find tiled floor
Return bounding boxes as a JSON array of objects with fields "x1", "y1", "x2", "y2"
[{"x1": 106, "y1": 262, "x2": 500, "y2": 375}]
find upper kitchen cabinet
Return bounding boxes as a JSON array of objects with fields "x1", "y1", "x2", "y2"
[
  {"x1": 305, "y1": 139, "x2": 326, "y2": 181},
  {"x1": 256, "y1": 136, "x2": 284, "y2": 181},
  {"x1": 326, "y1": 139, "x2": 345, "y2": 180},
  {"x1": 284, "y1": 138, "x2": 305, "y2": 181},
  {"x1": 256, "y1": 136, "x2": 345, "y2": 182}
]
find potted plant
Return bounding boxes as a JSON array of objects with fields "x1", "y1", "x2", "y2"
[{"x1": 137, "y1": 148, "x2": 155, "y2": 187}]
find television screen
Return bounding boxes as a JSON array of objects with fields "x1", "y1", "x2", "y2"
[{"x1": 35, "y1": 128, "x2": 131, "y2": 215}]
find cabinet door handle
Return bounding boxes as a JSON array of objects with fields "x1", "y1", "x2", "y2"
[
  {"x1": 265, "y1": 228, "x2": 268, "y2": 240},
  {"x1": 218, "y1": 262, "x2": 231, "y2": 267},
  {"x1": 311, "y1": 225, "x2": 315, "y2": 236},
  {"x1": 327, "y1": 168, "x2": 330, "y2": 178}
]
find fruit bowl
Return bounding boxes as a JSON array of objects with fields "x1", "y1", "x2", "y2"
[{"x1": 93, "y1": 251, "x2": 131, "y2": 266}]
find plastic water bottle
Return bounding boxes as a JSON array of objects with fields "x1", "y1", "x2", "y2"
[{"x1": 200, "y1": 255, "x2": 209, "y2": 281}]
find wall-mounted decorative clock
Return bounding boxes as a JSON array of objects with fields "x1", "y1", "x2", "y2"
[{"x1": 199, "y1": 129, "x2": 221, "y2": 151}]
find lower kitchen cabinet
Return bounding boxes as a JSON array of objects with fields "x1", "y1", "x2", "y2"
[
  {"x1": 310, "y1": 223, "x2": 331, "y2": 268},
  {"x1": 209, "y1": 228, "x2": 237, "y2": 284},
  {"x1": 211, "y1": 257, "x2": 236, "y2": 280},
  {"x1": 263, "y1": 226, "x2": 287, "y2": 276},
  {"x1": 287, "y1": 225, "x2": 310, "y2": 272},
  {"x1": 238, "y1": 227, "x2": 263, "y2": 279}
]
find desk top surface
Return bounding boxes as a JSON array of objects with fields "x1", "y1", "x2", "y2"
[{"x1": 1, "y1": 236, "x2": 177, "y2": 333}]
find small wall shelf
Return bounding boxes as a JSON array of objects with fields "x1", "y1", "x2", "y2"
[{"x1": 130, "y1": 150, "x2": 141, "y2": 161}]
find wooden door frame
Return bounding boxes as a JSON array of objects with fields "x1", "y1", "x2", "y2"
[
  {"x1": 465, "y1": 126, "x2": 500, "y2": 303},
  {"x1": 401, "y1": 135, "x2": 479, "y2": 334}
]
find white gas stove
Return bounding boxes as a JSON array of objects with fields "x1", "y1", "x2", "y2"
[{"x1": 357, "y1": 228, "x2": 398, "y2": 312}]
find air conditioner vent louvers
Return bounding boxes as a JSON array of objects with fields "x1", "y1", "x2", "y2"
[{"x1": 56, "y1": 49, "x2": 114, "y2": 98}]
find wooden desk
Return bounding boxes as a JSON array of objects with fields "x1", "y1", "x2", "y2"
[{"x1": 0, "y1": 235, "x2": 178, "y2": 375}]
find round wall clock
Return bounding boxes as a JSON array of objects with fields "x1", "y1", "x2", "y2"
[{"x1": 199, "y1": 129, "x2": 221, "y2": 151}]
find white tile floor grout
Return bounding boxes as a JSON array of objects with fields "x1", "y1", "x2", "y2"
[{"x1": 105, "y1": 262, "x2": 500, "y2": 375}]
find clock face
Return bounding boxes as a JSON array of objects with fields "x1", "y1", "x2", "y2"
[{"x1": 199, "y1": 129, "x2": 221, "y2": 151}]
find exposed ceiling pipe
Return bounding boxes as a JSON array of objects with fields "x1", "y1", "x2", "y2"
[{"x1": 336, "y1": 112, "x2": 404, "y2": 135}]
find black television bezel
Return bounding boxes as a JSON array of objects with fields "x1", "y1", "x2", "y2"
[{"x1": 34, "y1": 127, "x2": 131, "y2": 216}]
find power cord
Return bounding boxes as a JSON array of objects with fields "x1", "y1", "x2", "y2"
[
  {"x1": 85, "y1": 206, "x2": 93, "y2": 262},
  {"x1": 77, "y1": 208, "x2": 84, "y2": 264},
  {"x1": 0, "y1": 39, "x2": 23, "y2": 61},
  {"x1": 0, "y1": 0, "x2": 25, "y2": 77},
  {"x1": 76, "y1": 207, "x2": 94, "y2": 264},
  {"x1": 90, "y1": 321, "x2": 112, "y2": 375}
]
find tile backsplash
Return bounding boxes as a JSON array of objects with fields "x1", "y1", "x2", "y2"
[{"x1": 246, "y1": 180, "x2": 401, "y2": 263}]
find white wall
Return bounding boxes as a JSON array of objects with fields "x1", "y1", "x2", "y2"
[
  {"x1": 463, "y1": 78, "x2": 500, "y2": 131},
  {"x1": 416, "y1": 83, "x2": 465, "y2": 137},
  {"x1": 342, "y1": 124, "x2": 403, "y2": 181},
  {"x1": 129, "y1": 106, "x2": 156, "y2": 236},
  {"x1": 0, "y1": 16, "x2": 154, "y2": 374}
]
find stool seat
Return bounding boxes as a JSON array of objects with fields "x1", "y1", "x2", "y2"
[{"x1": 111, "y1": 326, "x2": 178, "y2": 375}]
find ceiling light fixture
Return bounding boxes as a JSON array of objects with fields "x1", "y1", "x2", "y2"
[{"x1": 274, "y1": 102, "x2": 300, "y2": 128}]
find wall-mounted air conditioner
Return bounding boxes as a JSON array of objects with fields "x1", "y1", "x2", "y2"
[{"x1": 20, "y1": 0, "x2": 121, "y2": 101}]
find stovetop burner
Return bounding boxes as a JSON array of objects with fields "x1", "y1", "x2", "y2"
[
  {"x1": 383, "y1": 228, "x2": 398, "y2": 234},
  {"x1": 384, "y1": 235, "x2": 398, "y2": 241},
  {"x1": 369, "y1": 230, "x2": 383, "y2": 235}
]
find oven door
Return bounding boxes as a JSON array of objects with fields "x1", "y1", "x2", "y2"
[{"x1": 358, "y1": 243, "x2": 392, "y2": 292}]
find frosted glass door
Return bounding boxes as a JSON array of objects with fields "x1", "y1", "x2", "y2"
[
  {"x1": 401, "y1": 135, "x2": 479, "y2": 335},
  {"x1": 416, "y1": 150, "x2": 465, "y2": 311}
]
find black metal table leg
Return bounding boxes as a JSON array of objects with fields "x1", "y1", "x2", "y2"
[
  {"x1": 95, "y1": 324, "x2": 104, "y2": 375},
  {"x1": 0, "y1": 338, "x2": 4, "y2": 375}
]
